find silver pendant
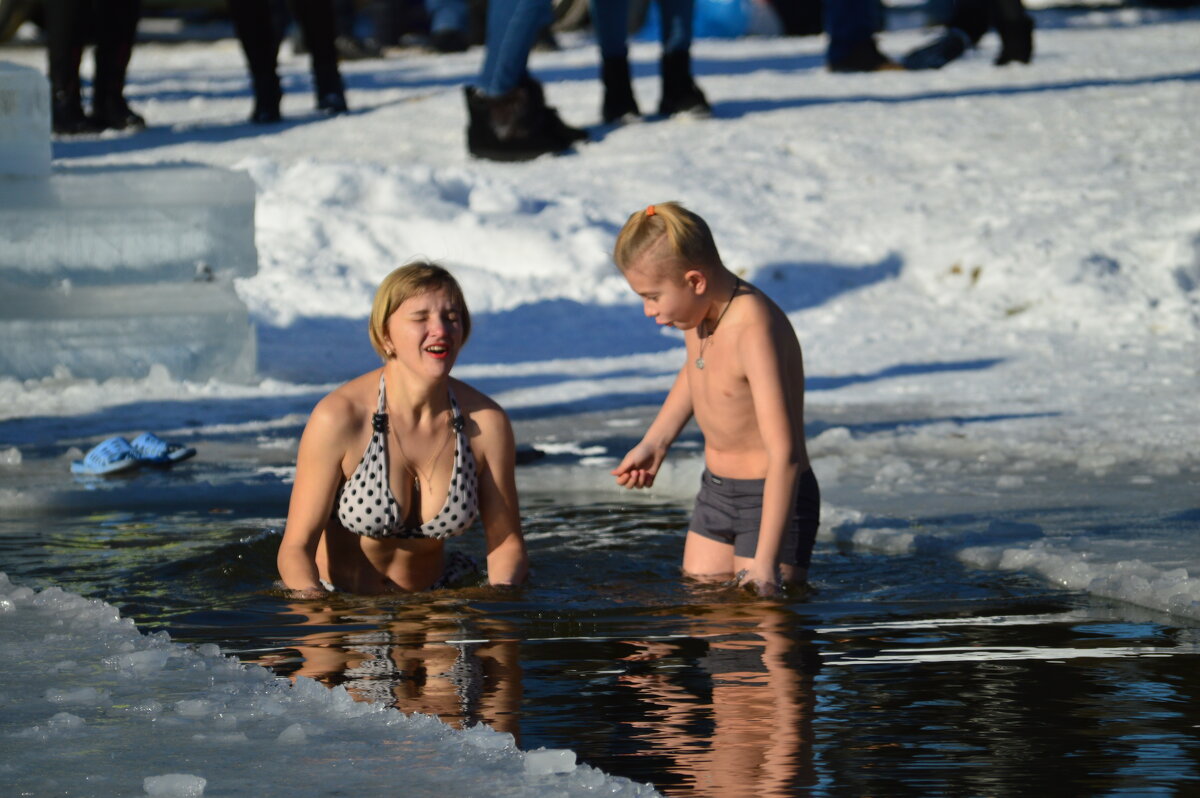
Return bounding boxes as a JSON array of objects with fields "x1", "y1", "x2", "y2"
[{"x1": 695, "y1": 357, "x2": 705, "y2": 370}]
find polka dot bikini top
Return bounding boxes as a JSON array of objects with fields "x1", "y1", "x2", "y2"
[{"x1": 335, "y1": 375, "x2": 479, "y2": 540}]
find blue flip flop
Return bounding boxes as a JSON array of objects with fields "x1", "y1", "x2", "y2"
[
  {"x1": 129, "y1": 432, "x2": 197, "y2": 465},
  {"x1": 70, "y1": 436, "x2": 141, "y2": 476}
]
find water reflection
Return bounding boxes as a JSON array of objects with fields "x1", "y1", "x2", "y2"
[
  {"x1": 602, "y1": 603, "x2": 820, "y2": 797},
  {"x1": 256, "y1": 594, "x2": 820, "y2": 797},
  {"x1": 257, "y1": 600, "x2": 522, "y2": 738}
]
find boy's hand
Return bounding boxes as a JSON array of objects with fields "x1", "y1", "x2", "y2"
[
  {"x1": 611, "y1": 442, "x2": 665, "y2": 489},
  {"x1": 739, "y1": 566, "x2": 781, "y2": 597}
]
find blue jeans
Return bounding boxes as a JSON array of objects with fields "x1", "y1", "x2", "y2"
[
  {"x1": 590, "y1": 0, "x2": 694, "y2": 59},
  {"x1": 477, "y1": 0, "x2": 553, "y2": 96},
  {"x1": 825, "y1": 0, "x2": 883, "y2": 65},
  {"x1": 425, "y1": 0, "x2": 468, "y2": 34}
]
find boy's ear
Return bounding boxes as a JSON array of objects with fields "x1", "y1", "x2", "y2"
[{"x1": 683, "y1": 269, "x2": 707, "y2": 295}]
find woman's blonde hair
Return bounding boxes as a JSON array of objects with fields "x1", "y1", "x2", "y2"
[
  {"x1": 613, "y1": 201, "x2": 723, "y2": 277},
  {"x1": 368, "y1": 261, "x2": 471, "y2": 359}
]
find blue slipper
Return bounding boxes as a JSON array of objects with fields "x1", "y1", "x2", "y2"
[
  {"x1": 70, "y1": 437, "x2": 141, "y2": 476},
  {"x1": 129, "y1": 432, "x2": 196, "y2": 465}
]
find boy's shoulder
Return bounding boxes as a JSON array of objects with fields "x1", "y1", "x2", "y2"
[
  {"x1": 730, "y1": 281, "x2": 802, "y2": 356},
  {"x1": 733, "y1": 281, "x2": 785, "y2": 327}
]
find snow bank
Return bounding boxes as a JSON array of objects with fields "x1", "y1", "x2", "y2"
[{"x1": 0, "y1": 573, "x2": 660, "y2": 797}]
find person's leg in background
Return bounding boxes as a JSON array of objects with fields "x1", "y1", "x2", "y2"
[
  {"x1": 465, "y1": 0, "x2": 586, "y2": 160},
  {"x1": 228, "y1": 0, "x2": 286, "y2": 122},
  {"x1": 426, "y1": 0, "x2": 471, "y2": 52},
  {"x1": 92, "y1": 0, "x2": 145, "y2": 130},
  {"x1": 825, "y1": 0, "x2": 897, "y2": 72},
  {"x1": 657, "y1": 0, "x2": 708, "y2": 116},
  {"x1": 290, "y1": 0, "x2": 349, "y2": 113},
  {"x1": 229, "y1": 0, "x2": 347, "y2": 123},
  {"x1": 590, "y1": 0, "x2": 640, "y2": 122},
  {"x1": 989, "y1": 0, "x2": 1033, "y2": 65},
  {"x1": 44, "y1": 0, "x2": 101, "y2": 134}
]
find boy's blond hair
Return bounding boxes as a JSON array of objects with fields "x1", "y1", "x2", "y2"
[
  {"x1": 613, "y1": 201, "x2": 723, "y2": 277},
  {"x1": 368, "y1": 261, "x2": 471, "y2": 359}
]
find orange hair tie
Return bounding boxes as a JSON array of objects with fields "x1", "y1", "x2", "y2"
[{"x1": 645, "y1": 205, "x2": 656, "y2": 217}]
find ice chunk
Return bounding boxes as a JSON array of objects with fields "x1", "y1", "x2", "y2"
[
  {"x1": 462, "y1": 725, "x2": 515, "y2": 750},
  {"x1": 107, "y1": 648, "x2": 172, "y2": 675},
  {"x1": 0, "y1": 164, "x2": 257, "y2": 288},
  {"x1": 524, "y1": 747, "x2": 577, "y2": 775},
  {"x1": 0, "y1": 279, "x2": 256, "y2": 381},
  {"x1": 174, "y1": 699, "x2": 215, "y2": 718},
  {"x1": 276, "y1": 723, "x2": 306, "y2": 744},
  {"x1": 0, "y1": 62, "x2": 51, "y2": 177},
  {"x1": 45, "y1": 686, "x2": 109, "y2": 705},
  {"x1": 143, "y1": 774, "x2": 207, "y2": 797}
]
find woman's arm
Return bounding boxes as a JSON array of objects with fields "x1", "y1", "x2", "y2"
[
  {"x1": 471, "y1": 402, "x2": 529, "y2": 587},
  {"x1": 277, "y1": 395, "x2": 354, "y2": 593},
  {"x1": 612, "y1": 365, "x2": 693, "y2": 489}
]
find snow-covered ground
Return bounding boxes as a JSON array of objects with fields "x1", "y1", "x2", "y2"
[{"x1": 1, "y1": 5, "x2": 1198, "y2": 611}]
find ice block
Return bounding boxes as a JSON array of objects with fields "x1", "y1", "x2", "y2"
[
  {"x1": 0, "y1": 164, "x2": 257, "y2": 287},
  {"x1": 0, "y1": 278, "x2": 257, "y2": 382},
  {"x1": 0, "y1": 61, "x2": 50, "y2": 177}
]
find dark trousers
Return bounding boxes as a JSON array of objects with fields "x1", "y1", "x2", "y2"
[
  {"x1": 44, "y1": 0, "x2": 141, "y2": 110},
  {"x1": 228, "y1": 0, "x2": 343, "y2": 102}
]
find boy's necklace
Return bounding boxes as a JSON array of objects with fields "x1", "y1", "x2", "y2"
[{"x1": 695, "y1": 277, "x2": 741, "y2": 370}]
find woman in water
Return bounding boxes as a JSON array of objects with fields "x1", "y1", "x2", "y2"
[{"x1": 277, "y1": 262, "x2": 528, "y2": 596}]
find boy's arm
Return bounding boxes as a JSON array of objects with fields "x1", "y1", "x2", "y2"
[
  {"x1": 612, "y1": 366, "x2": 693, "y2": 489},
  {"x1": 740, "y1": 323, "x2": 802, "y2": 595}
]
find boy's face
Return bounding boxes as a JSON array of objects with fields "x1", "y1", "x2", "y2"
[{"x1": 623, "y1": 262, "x2": 705, "y2": 331}]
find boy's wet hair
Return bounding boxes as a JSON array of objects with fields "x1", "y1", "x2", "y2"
[
  {"x1": 613, "y1": 201, "x2": 723, "y2": 277},
  {"x1": 369, "y1": 261, "x2": 472, "y2": 359}
]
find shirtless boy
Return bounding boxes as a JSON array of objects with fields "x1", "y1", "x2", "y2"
[{"x1": 610, "y1": 202, "x2": 819, "y2": 595}]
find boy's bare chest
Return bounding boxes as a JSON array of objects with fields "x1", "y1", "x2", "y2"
[{"x1": 689, "y1": 360, "x2": 753, "y2": 420}]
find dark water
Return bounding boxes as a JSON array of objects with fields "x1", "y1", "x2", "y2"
[{"x1": 3, "y1": 496, "x2": 1200, "y2": 797}]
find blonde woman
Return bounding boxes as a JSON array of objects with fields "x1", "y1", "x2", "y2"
[{"x1": 278, "y1": 262, "x2": 528, "y2": 596}]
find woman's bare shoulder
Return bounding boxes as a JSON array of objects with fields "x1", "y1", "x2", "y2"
[
  {"x1": 309, "y1": 370, "x2": 381, "y2": 435},
  {"x1": 449, "y1": 378, "x2": 511, "y2": 437},
  {"x1": 450, "y1": 378, "x2": 504, "y2": 414}
]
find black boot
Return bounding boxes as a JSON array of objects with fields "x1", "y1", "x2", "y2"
[
  {"x1": 464, "y1": 81, "x2": 581, "y2": 162},
  {"x1": 828, "y1": 37, "x2": 900, "y2": 72},
  {"x1": 902, "y1": 27, "x2": 972, "y2": 70},
  {"x1": 994, "y1": 15, "x2": 1034, "y2": 65},
  {"x1": 658, "y1": 50, "x2": 710, "y2": 118},
  {"x1": 51, "y1": 86, "x2": 103, "y2": 135},
  {"x1": 250, "y1": 75, "x2": 283, "y2": 123},
  {"x1": 91, "y1": 94, "x2": 146, "y2": 131},
  {"x1": 312, "y1": 62, "x2": 348, "y2": 116},
  {"x1": 430, "y1": 28, "x2": 469, "y2": 53},
  {"x1": 316, "y1": 88, "x2": 349, "y2": 116},
  {"x1": 519, "y1": 75, "x2": 588, "y2": 144},
  {"x1": 601, "y1": 56, "x2": 640, "y2": 124}
]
